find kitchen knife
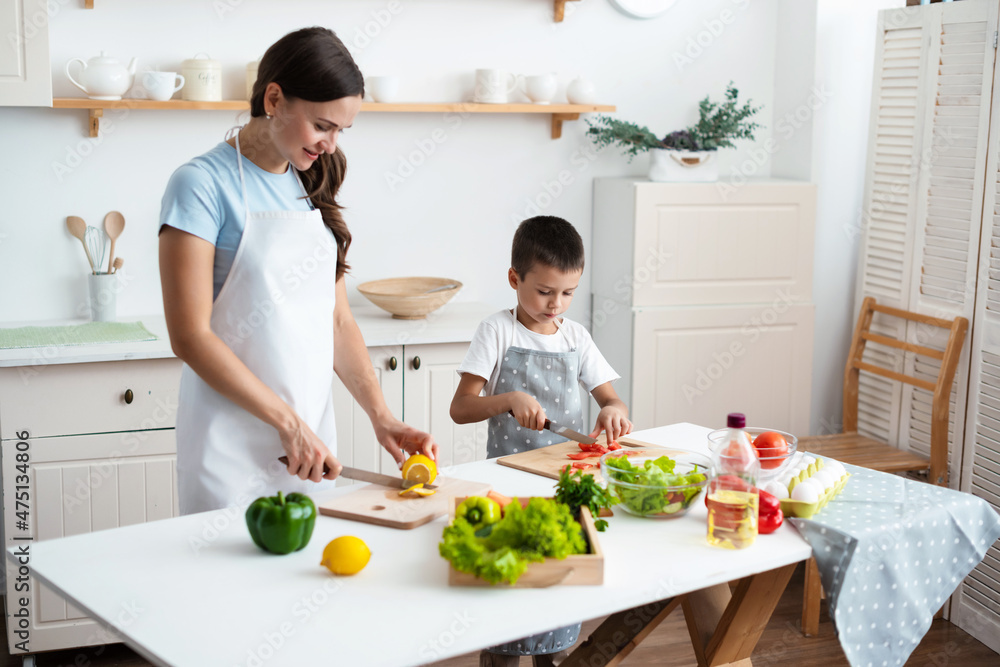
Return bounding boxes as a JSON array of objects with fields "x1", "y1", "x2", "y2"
[
  {"x1": 277, "y1": 457, "x2": 438, "y2": 490},
  {"x1": 543, "y1": 419, "x2": 598, "y2": 445}
]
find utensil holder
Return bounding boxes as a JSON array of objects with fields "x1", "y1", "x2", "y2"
[{"x1": 87, "y1": 273, "x2": 118, "y2": 322}]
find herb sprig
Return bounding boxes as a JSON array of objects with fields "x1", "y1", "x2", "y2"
[{"x1": 555, "y1": 468, "x2": 617, "y2": 531}]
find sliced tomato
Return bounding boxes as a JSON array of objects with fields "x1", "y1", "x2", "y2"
[
  {"x1": 566, "y1": 452, "x2": 596, "y2": 460},
  {"x1": 607, "y1": 442, "x2": 622, "y2": 450},
  {"x1": 571, "y1": 462, "x2": 595, "y2": 470},
  {"x1": 578, "y1": 443, "x2": 603, "y2": 452}
]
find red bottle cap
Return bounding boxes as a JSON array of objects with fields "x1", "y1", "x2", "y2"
[{"x1": 727, "y1": 413, "x2": 746, "y2": 428}]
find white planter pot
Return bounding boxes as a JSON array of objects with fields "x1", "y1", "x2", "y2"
[{"x1": 648, "y1": 148, "x2": 718, "y2": 182}]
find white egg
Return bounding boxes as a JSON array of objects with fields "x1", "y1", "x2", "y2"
[
  {"x1": 791, "y1": 480, "x2": 820, "y2": 503},
  {"x1": 788, "y1": 452, "x2": 804, "y2": 467},
  {"x1": 803, "y1": 455, "x2": 817, "y2": 466},
  {"x1": 812, "y1": 469, "x2": 837, "y2": 489},
  {"x1": 825, "y1": 461, "x2": 846, "y2": 478},
  {"x1": 763, "y1": 480, "x2": 789, "y2": 499}
]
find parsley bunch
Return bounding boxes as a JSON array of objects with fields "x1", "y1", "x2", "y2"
[{"x1": 555, "y1": 468, "x2": 617, "y2": 532}]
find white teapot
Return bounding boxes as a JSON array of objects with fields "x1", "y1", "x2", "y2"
[{"x1": 66, "y1": 52, "x2": 138, "y2": 100}]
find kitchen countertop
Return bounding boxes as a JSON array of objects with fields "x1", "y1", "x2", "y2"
[{"x1": 0, "y1": 301, "x2": 497, "y2": 368}]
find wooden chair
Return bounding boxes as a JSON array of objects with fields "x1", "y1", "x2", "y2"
[{"x1": 797, "y1": 296, "x2": 968, "y2": 636}]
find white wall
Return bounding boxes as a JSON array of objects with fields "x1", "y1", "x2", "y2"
[
  {"x1": 808, "y1": 0, "x2": 904, "y2": 435},
  {"x1": 1, "y1": 0, "x2": 891, "y2": 437},
  {"x1": 0, "y1": 0, "x2": 778, "y2": 325}
]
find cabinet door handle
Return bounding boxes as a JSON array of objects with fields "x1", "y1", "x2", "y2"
[
  {"x1": 123, "y1": 389, "x2": 134, "y2": 405},
  {"x1": 412, "y1": 356, "x2": 421, "y2": 370},
  {"x1": 389, "y1": 356, "x2": 398, "y2": 371}
]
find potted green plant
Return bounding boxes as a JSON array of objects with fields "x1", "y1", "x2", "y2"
[{"x1": 586, "y1": 83, "x2": 762, "y2": 182}]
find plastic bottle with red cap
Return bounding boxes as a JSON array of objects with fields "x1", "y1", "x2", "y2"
[{"x1": 706, "y1": 412, "x2": 760, "y2": 549}]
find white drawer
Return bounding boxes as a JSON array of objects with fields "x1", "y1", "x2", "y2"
[{"x1": 0, "y1": 358, "x2": 182, "y2": 440}]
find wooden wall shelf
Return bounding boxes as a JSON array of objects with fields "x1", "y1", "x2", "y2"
[
  {"x1": 51, "y1": 98, "x2": 615, "y2": 139},
  {"x1": 84, "y1": 0, "x2": 581, "y2": 20}
]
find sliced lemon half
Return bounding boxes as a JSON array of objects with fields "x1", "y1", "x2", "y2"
[{"x1": 401, "y1": 454, "x2": 437, "y2": 486}]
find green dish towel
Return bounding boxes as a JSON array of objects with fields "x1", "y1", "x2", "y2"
[{"x1": 0, "y1": 321, "x2": 158, "y2": 349}]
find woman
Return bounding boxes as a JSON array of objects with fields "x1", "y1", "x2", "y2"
[{"x1": 159, "y1": 27, "x2": 437, "y2": 514}]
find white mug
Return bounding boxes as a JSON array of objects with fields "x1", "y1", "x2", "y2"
[
  {"x1": 367, "y1": 75, "x2": 399, "y2": 103},
  {"x1": 524, "y1": 73, "x2": 557, "y2": 105},
  {"x1": 141, "y1": 71, "x2": 185, "y2": 101},
  {"x1": 474, "y1": 69, "x2": 519, "y2": 104}
]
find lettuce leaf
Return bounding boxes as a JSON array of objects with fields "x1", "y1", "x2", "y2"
[
  {"x1": 438, "y1": 498, "x2": 586, "y2": 585},
  {"x1": 604, "y1": 455, "x2": 707, "y2": 516}
]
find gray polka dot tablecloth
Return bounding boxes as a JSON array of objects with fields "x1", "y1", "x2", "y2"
[{"x1": 787, "y1": 459, "x2": 1000, "y2": 667}]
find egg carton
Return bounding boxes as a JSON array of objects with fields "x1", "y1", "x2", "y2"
[{"x1": 779, "y1": 459, "x2": 850, "y2": 519}]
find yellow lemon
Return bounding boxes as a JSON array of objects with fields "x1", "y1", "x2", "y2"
[
  {"x1": 401, "y1": 454, "x2": 437, "y2": 486},
  {"x1": 320, "y1": 536, "x2": 370, "y2": 576}
]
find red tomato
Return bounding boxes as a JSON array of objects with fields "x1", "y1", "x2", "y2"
[
  {"x1": 752, "y1": 431, "x2": 789, "y2": 469},
  {"x1": 566, "y1": 452, "x2": 596, "y2": 460}
]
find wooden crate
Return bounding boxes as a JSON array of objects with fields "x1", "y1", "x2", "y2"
[{"x1": 446, "y1": 497, "x2": 604, "y2": 587}]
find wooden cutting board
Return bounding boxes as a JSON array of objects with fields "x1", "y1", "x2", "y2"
[
  {"x1": 317, "y1": 477, "x2": 492, "y2": 530},
  {"x1": 496, "y1": 434, "x2": 686, "y2": 481}
]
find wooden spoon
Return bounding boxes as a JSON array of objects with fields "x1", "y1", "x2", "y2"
[
  {"x1": 66, "y1": 216, "x2": 95, "y2": 272},
  {"x1": 103, "y1": 211, "x2": 125, "y2": 275}
]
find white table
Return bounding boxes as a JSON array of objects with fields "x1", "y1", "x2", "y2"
[{"x1": 12, "y1": 424, "x2": 812, "y2": 666}]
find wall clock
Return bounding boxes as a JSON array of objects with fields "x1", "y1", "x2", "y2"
[{"x1": 608, "y1": 0, "x2": 678, "y2": 19}]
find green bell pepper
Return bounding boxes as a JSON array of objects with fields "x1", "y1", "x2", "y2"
[
  {"x1": 456, "y1": 496, "x2": 501, "y2": 529},
  {"x1": 245, "y1": 491, "x2": 316, "y2": 555}
]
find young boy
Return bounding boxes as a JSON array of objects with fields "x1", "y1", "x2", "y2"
[{"x1": 450, "y1": 215, "x2": 631, "y2": 660}]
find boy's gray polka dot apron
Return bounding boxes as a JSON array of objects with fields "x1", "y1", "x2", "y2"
[
  {"x1": 485, "y1": 310, "x2": 582, "y2": 656},
  {"x1": 486, "y1": 311, "x2": 585, "y2": 458}
]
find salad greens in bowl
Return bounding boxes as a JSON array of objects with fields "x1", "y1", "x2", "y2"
[{"x1": 600, "y1": 449, "x2": 710, "y2": 519}]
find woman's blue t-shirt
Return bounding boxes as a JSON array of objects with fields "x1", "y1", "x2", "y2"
[{"x1": 159, "y1": 141, "x2": 314, "y2": 299}]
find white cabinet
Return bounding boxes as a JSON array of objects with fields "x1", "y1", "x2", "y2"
[
  {"x1": 592, "y1": 178, "x2": 816, "y2": 434},
  {"x1": 0, "y1": 0, "x2": 52, "y2": 106},
  {"x1": 858, "y1": 2, "x2": 1000, "y2": 648},
  {"x1": 626, "y1": 304, "x2": 814, "y2": 435},
  {"x1": 0, "y1": 358, "x2": 182, "y2": 654},
  {"x1": 331, "y1": 342, "x2": 487, "y2": 480}
]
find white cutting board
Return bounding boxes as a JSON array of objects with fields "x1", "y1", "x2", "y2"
[{"x1": 317, "y1": 476, "x2": 492, "y2": 529}]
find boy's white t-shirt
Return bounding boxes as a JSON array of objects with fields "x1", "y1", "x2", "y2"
[{"x1": 457, "y1": 309, "x2": 620, "y2": 398}]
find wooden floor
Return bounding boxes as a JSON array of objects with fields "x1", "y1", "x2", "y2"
[{"x1": 1, "y1": 564, "x2": 996, "y2": 666}]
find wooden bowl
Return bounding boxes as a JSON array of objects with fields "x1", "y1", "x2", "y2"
[{"x1": 357, "y1": 277, "x2": 463, "y2": 319}]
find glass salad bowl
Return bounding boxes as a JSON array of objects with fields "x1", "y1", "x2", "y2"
[
  {"x1": 599, "y1": 449, "x2": 710, "y2": 519},
  {"x1": 706, "y1": 427, "x2": 798, "y2": 482}
]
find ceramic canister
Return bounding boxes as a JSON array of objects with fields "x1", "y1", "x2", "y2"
[
  {"x1": 246, "y1": 60, "x2": 260, "y2": 100},
  {"x1": 181, "y1": 54, "x2": 222, "y2": 101}
]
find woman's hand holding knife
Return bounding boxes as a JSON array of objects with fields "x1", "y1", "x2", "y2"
[{"x1": 278, "y1": 414, "x2": 342, "y2": 482}]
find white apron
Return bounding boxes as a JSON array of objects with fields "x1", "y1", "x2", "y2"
[{"x1": 176, "y1": 128, "x2": 339, "y2": 515}]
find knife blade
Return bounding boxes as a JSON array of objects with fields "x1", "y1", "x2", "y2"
[
  {"x1": 544, "y1": 419, "x2": 598, "y2": 445},
  {"x1": 277, "y1": 457, "x2": 438, "y2": 490}
]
